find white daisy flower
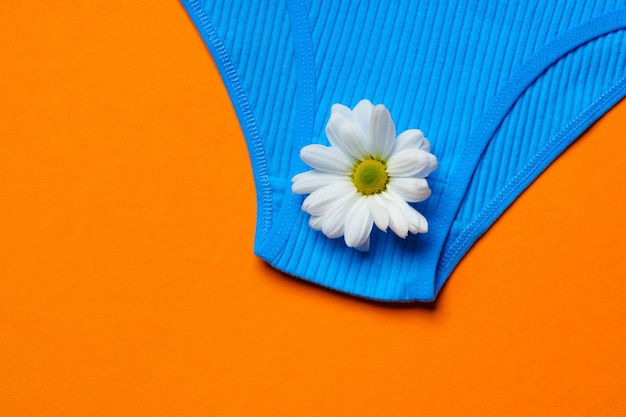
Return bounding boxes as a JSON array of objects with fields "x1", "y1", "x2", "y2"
[{"x1": 291, "y1": 99, "x2": 438, "y2": 251}]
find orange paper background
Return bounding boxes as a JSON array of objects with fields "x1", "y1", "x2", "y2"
[{"x1": 1, "y1": 2, "x2": 625, "y2": 416}]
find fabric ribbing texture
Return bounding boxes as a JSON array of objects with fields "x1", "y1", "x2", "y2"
[{"x1": 181, "y1": 0, "x2": 626, "y2": 301}]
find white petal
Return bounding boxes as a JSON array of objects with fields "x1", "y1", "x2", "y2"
[
  {"x1": 412, "y1": 210, "x2": 428, "y2": 233},
  {"x1": 321, "y1": 194, "x2": 359, "y2": 239},
  {"x1": 354, "y1": 235, "x2": 370, "y2": 252},
  {"x1": 352, "y1": 99, "x2": 374, "y2": 137},
  {"x1": 321, "y1": 210, "x2": 346, "y2": 239},
  {"x1": 386, "y1": 149, "x2": 435, "y2": 177},
  {"x1": 385, "y1": 192, "x2": 428, "y2": 234},
  {"x1": 394, "y1": 129, "x2": 430, "y2": 152},
  {"x1": 309, "y1": 215, "x2": 324, "y2": 231},
  {"x1": 326, "y1": 110, "x2": 369, "y2": 161},
  {"x1": 300, "y1": 144, "x2": 353, "y2": 174},
  {"x1": 385, "y1": 196, "x2": 409, "y2": 238},
  {"x1": 387, "y1": 177, "x2": 432, "y2": 203},
  {"x1": 369, "y1": 104, "x2": 396, "y2": 159},
  {"x1": 292, "y1": 170, "x2": 344, "y2": 194},
  {"x1": 330, "y1": 103, "x2": 354, "y2": 120},
  {"x1": 399, "y1": 201, "x2": 428, "y2": 234},
  {"x1": 339, "y1": 119, "x2": 369, "y2": 160},
  {"x1": 344, "y1": 197, "x2": 374, "y2": 249},
  {"x1": 415, "y1": 153, "x2": 438, "y2": 178},
  {"x1": 326, "y1": 108, "x2": 358, "y2": 163},
  {"x1": 366, "y1": 194, "x2": 389, "y2": 232},
  {"x1": 302, "y1": 181, "x2": 355, "y2": 216},
  {"x1": 322, "y1": 216, "x2": 345, "y2": 238}
]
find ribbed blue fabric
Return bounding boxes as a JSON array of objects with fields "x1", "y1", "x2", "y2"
[{"x1": 180, "y1": 0, "x2": 626, "y2": 301}]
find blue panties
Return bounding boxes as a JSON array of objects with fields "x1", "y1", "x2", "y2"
[{"x1": 180, "y1": 0, "x2": 626, "y2": 301}]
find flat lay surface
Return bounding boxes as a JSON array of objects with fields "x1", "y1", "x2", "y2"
[{"x1": 1, "y1": 1, "x2": 625, "y2": 416}]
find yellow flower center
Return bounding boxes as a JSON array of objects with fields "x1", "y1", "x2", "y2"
[{"x1": 352, "y1": 158, "x2": 389, "y2": 195}]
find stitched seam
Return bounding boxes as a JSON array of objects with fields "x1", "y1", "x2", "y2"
[
  {"x1": 432, "y1": 11, "x2": 626, "y2": 284},
  {"x1": 453, "y1": 13, "x2": 626, "y2": 214},
  {"x1": 266, "y1": 0, "x2": 316, "y2": 261},
  {"x1": 441, "y1": 75, "x2": 626, "y2": 277},
  {"x1": 185, "y1": 0, "x2": 274, "y2": 236},
  {"x1": 459, "y1": 12, "x2": 626, "y2": 186}
]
